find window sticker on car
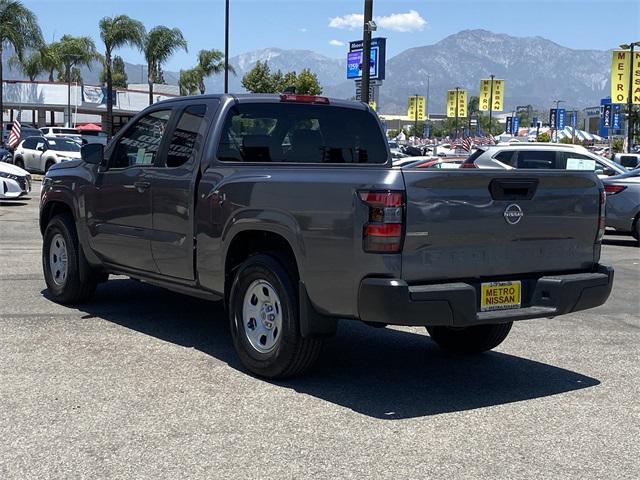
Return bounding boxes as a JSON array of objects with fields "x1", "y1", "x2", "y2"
[
  {"x1": 136, "y1": 148, "x2": 146, "y2": 164},
  {"x1": 566, "y1": 158, "x2": 596, "y2": 171}
]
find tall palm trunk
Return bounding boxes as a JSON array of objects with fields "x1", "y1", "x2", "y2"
[
  {"x1": 105, "y1": 49, "x2": 113, "y2": 137},
  {"x1": 147, "y1": 63, "x2": 154, "y2": 105}
]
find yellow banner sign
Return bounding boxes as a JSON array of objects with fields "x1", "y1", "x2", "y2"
[
  {"x1": 479, "y1": 78, "x2": 505, "y2": 111},
  {"x1": 407, "y1": 96, "x2": 426, "y2": 120},
  {"x1": 447, "y1": 89, "x2": 467, "y2": 117},
  {"x1": 611, "y1": 50, "x2": 640, "y2": 104}
]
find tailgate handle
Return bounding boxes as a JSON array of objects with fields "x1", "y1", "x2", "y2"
[{"x1": 489, "y1": 178, "x2": 538, "y2": 201}]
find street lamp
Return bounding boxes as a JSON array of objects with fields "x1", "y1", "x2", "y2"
[{"x1": 619, "y1": 41, "x2": 640, "y2": 153}]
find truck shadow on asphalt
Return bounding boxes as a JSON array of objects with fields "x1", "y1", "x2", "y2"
[{"x1": 52, "y1": 278, "x2": 600, "y2": 420}]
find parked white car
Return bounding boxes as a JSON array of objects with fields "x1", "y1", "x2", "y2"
[
  {"x1": 39, "y1": 127, "x2": 83, "y2": 141},
  {"x1": 13, "y1": 136, "x2": 82, "y2": 173},
  {"x1": 0, "y1": 161, "x2": 31, "y2": 199}
]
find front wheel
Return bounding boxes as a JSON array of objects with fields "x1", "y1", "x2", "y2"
[
  {"x1": 228, "y1": 254, "x2": 323, "y2": 379},
  {"x1": 43, "y1": 214, "x2": 97, "y2": 304},
  {"x1": 14, "y1": 157, "x2": 24, "y2": 170},
  {"x1": 426, "y1": 322, "x2": 513, "y2": 353}
]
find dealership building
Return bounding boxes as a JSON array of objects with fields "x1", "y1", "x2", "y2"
[{"x1": 1, "y1": 80, "x2": 178, "y2": 131}]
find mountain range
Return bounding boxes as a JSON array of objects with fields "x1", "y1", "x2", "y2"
[{"x1": 2, "y1": 30, "x2": 611, "y2": 114}]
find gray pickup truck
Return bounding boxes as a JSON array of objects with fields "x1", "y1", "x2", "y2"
[{"x1": 40, "y1": 93, "x2": 614, "y2": 378}]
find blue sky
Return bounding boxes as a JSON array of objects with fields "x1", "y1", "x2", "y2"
[{"x1": 26, "y1": 0, "x2": 640, "y2": 72}]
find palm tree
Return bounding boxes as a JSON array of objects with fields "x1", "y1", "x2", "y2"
[
  {"x1": 193, "y1": 49, "x2": 234, "y2": 94},
  {"x1": 179, "y1": 68, "x2": 199, "y2": 96},
  {"x1": 0, "y1": 0, "x2": 43, "y2": 133},
  {"x1": 99, "y1": 15, "x2": 145, "y2": 136},
  {"x1": 8, "y1": 51, "x2": 44, "y2": 81},
  {"x1": 55, "y1": 34, "x2": 100, "y2": 127},
  {"x1": 144, "y1": 26, "x2": 187, "y2": 105},
  {"x1": 40, "y1": 43, "x2": 61, "y2": 82}
]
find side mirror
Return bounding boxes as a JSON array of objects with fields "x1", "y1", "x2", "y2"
[
  {"x1": 603, "y1": 167, "x2": 616, "y2": 176},
  {"x1": 37, "y1": 145, "x2": 46, "y2": 152},
  {"x1": 81, "y1": 143, "x2": 104, "y2": 165}
]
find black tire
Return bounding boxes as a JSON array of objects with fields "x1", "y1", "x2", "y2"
[
  {"x1": 44, "y1": 159, "x2": 55, "y2": 173},
  {"x1": 426, "y1": 322, "x2": 513, "y2": 353},
  {"x1": 14, "y1": 157, "x2": 24, "y2": 170},
  {"x1": 633, "y1": 216, "x2": 640, "y2": 246},
  {"x1": 228, "y1": 254, "x2": 323, "y2": 379},
  {"x1": 42, "y1": 214, "x2": 97, "y2": 304}
]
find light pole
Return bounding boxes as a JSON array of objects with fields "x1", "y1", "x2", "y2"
[
  {"x1": 224, "y1": 0, "x2": 230, "y2": 94},
  {"x1": 361, "y1": 0, "x2": 374, "y2": 105},
  {"x1": 552, "y1": 99, "x2": 564, "y2": 142},
  {"x1": 619, "y1": 42, "x2": 640, "y2": 152},
  {"x1": 488, "y1": 74, "x2": 495, "y2": 136}
]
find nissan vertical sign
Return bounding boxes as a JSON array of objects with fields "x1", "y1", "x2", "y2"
[{"x1": 549, "y1": 109, "x2": 557, "y2": 128}]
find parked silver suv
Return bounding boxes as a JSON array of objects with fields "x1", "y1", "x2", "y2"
[{"x1": 463, "y1": 144, "x2": 627, "y2": 179}]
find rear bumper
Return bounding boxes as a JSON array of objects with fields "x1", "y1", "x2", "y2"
[{"x1": 358, "y1": 264, "x2": 614, "y2": 327}]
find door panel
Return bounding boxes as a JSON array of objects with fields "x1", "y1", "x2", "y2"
[
  {"x1": 87, "y1": 109, "x2": 173, "y2": 272},
  {"x1": 148, "y1": 102, "x2": 215, "y2": 279}
]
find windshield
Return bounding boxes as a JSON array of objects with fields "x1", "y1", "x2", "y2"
[
  {"x1": 47, "y1": 138, "x2": 81, "y2": 152},
  {"x1": 593, "y1": 154, "x2": 627, "y2": 173}
]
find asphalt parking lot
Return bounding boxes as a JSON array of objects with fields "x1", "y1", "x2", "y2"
[{"x1": 1, "y1": 185, "x2": 639, "y2": 479}]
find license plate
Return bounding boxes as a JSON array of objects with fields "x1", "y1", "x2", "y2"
[{"x1": 480, "y1": 281, "x2": 521, "y2": 312}]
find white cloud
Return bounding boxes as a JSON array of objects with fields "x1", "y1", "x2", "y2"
[
  {"x1": 328, "y1": 13, "x2": 363, "y2": 30},
  {"x1": 329, "y1": 39, "x2": 345, "y2": 47},
  {"x1": 298, "y1": 28, "x2": 308, "y2": 33},
  {"x1": 329, "y1": 10, "x2": 427, "y2": 33},
  {"x1": 378, "y1": 10, "x2": 427, "y2": 32}
]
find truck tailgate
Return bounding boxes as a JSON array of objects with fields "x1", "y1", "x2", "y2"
[{"x1": 401, "y1": 169, "x2": 601, "y2": 283}]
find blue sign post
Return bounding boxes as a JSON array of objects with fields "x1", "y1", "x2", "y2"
[
  {"x1": 557, "y1": 108, "x2": 566, "y2": 130},
  {"x1": 612, "y1": 104, "x2": 622, "y2": 130},
  {"x1": 512, "y1": 116, "x2": 520, "y2": 135},
  {"x1": 570, "y1": 111, "x2": 577, "y2": 128}
]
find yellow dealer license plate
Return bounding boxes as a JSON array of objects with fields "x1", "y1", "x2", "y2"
[{"x1": 480, "y1": 281, "x2": 521, "y2": 312}]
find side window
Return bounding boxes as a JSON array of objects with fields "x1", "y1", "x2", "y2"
[
  {"x1": 493, "y1": 150, "x2": 517, "y2": 167},
  {"x1": 163, "y1": 104, "x2": 208, "y2": 168},
  {"x1": 516, "y1": 150, "x2": 558, "y2": 169},
  {"x1": 22, "y1": 138, "x2": 36, "y2": 149},
  {"x1": 110, "y1": 110, "x2": 171, "y2": 169}
]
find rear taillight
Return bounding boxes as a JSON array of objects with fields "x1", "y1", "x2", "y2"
[
  {"x1": 461, "y1": 161, "x2": 477, "y2": 168},
  {"x1": 597, "y1": 189, "x2": 606, "y2": 242},
  {"x1": 359, "y1": 191, "x2": 405, "y2": 253},
  {"x1": 604, "y1": 184, "x2": 627, "y2": 195}
]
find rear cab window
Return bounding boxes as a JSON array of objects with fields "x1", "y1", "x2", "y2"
[{"x1": 216, "y1": 102, "x2": 387, "y2": 164}]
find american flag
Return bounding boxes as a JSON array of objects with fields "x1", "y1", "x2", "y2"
[
  {"x1": 462, "y1": 137, "x2": 473, "y2": 152},
  {"x1": 7, "y1": 111, "x2": 21, "y2": 149}
]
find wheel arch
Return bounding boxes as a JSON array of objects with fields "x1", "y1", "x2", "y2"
[{"x1": 40, "y1": 199, "x2": 74, "y2": 235}]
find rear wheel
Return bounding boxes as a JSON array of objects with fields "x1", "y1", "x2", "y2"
[
  {"x1": 633, "y1": 216, "x2": 639, "y2": 246},
  {"x1": 44, "y1": 159, "x2": 55, "y2": 172},
  {"x1": 426, "y1": 322, "x2": 513, "y2": 353},
  {"x1": 229, "y1": 254, "x2": 323, "y2": 379},
  {"x1": 43, "y1": 214, "x2": 97, "y2": 304}
]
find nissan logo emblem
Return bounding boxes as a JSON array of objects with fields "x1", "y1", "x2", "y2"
[{"x1": 504, "y1": 204, "x2": 524, "y2": 225}]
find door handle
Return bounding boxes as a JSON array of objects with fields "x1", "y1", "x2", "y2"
[{"x1": 134, "y1": 181, "x2": 150, "y2": 192}]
